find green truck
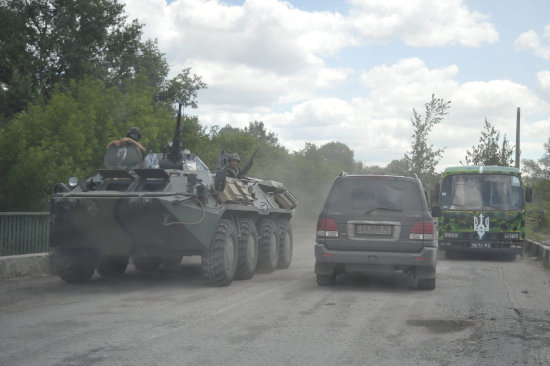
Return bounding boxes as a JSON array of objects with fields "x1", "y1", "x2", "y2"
[{"x1": 432, "y1": 166, "x2": 532, "y2": 260}]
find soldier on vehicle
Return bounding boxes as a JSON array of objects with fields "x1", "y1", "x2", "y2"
[
  {"x1": 225, "y1": 153, "x2": 242, "y2": 178},
  {"x1": 106, "y1": 127, "x2": 147, "y2": 156}
]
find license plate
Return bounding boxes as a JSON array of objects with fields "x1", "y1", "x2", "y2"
[
  {"x1": 356, "y1": 224, "x2": 392, "y2": 235},
  {"x1": 470, "y1": 242, "x2": 491, "y2": 249}
]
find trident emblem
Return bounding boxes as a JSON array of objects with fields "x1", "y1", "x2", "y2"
[
  {"x1": 473, "y1": 213, "x2": 490, "y2": 239},
  {"x1": 117, "y1": 146, "x2": 127, "y2": 161}
]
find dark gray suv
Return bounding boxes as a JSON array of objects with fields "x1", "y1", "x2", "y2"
[{"x1": 315, "y1": 174, "x2": 438, "y2": 289}]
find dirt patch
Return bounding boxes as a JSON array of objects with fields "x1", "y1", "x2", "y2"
[{"x1": 406, "y1": 319, "x2": 474, "y2": 333}]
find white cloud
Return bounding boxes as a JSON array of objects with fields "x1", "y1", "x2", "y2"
[
  {"x1": 122, "y1": 0, "x2": 499, "y2": 113},
  {"x1": 119, "y1": 0, "x2": 547, "y2": 168},
  {"x1": 359, "y1": 58, "x2": 459, "y2": 115},
  {"x1": 536, "y1": 71, "x2": 550, "y2": 102},
  {"x1": 269, "y1": 59, "x2": 546, "y2": 167},
  {"x1": 515, "y1": 25, "x2": 550, "y2": 60},
  {"x1": 123, "y1": 0, "x2": 354, "y2": 112},
  {"x1": 348, "y1": 0, "x2": 499, "y2": 47},
  {"x1": 124, "y1": 0, "x2": 354, "y2": 73}
]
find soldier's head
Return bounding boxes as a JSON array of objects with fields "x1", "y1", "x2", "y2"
[
  {"x1": 228, "y1": 153, "x2": 240, "y2": 167},
  {"x1": 126, "y1": 127, "x2": 141, "y2": 141}
]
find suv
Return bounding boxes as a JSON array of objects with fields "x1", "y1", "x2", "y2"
[{"x1": 315, "y1": 174, "x2": 438, "y2": 289}]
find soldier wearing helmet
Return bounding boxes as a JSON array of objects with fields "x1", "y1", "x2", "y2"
[
  {"x1": 225, "y1": 153, "x2": 242, "y2": 178},
  {"x1": 106, "y1": 126, "x2": 147, "y2": 156},
  {"x1": 126, "y1": 127, "x2": 142, "y2": 141}
]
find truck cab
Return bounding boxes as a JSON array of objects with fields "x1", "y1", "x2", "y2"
[{"x1": 433, "y1": 166, "x2": 532, "y2": 260}]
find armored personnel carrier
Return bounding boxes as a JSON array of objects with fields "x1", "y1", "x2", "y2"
[{"x1": 49, "y1": 104, "x2": 297, "y2": 286}]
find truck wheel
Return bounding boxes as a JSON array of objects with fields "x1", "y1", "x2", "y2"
[
  {"x1": 235, "y1": 218, "x2": 258, "y2": 280},
  {"x1": 132, "y1": 256, "x2": 161, "y2": 273},
  {"x1": 202, "y1": 218, "x2": 238, "y2": 286},
  {"x1": 257, "y1": 218, "x2": 280, "y2": 273},
  {"x1": 54, "y1": 247, "x2": 98, "y2": 283},
  {"x1": 316, "y1": 274, "x2": 336, "y2": 286},
  {"x1": 417, "y1": 277, "x2": 436, "y2": 290},
  {"x1": 97, "y1": 256, "x2": 129, "y2": 277},
  {"x1": 277, "y1": 219, "x2": 293, "y2": 269}
]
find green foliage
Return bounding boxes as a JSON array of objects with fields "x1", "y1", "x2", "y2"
[
  {"x1": 0, "y1": 76, "x2": 175, "y2": 211},
  {"x1": 244, "y1": 121, "x2": 279, "y2": 145},
  {"x1": 157, "y1": 67, "x2": 208, "y2": 107},
  {"x1": 0, "y1": 0, "x2": 177, "y2": 120},
  {"x1": 523, "y1": 137, "x2": 550, "y2": 182},
  {"x1": 463, "y1": 118, "x2": 514, "y2": 166},
  {"x1": 405, "y1": 94, "x2": 450, "y2": 185},
  {"x1": 361, "y1": 158, "x2": 410, "y2": 176},
  {"x1": 523, "y1": 138, "x2": 550, "y2": 233},
  {"x1": 319, "y1": 142, "x2": 356, "y2": 174}
]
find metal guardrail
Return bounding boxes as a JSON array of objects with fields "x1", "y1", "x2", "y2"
[{"x1": 0, "y1": 212, "x2": 50, "y2": 256}]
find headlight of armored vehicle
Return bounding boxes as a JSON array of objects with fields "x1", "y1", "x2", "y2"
[{"x1": 68, "y1": 177, "x2": 79, "y2": 188}]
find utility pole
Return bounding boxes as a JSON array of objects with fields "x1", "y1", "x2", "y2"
[{"x1": 515, "y1": 107, "x2": 520, "y2": 169}]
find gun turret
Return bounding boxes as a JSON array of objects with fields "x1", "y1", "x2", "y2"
[
  {"x1": 215, "y1": 149, "x2": 227, "y2": 171},
  {"x1": 168, "y1": 103, "x2": 183, "y2": 163}
]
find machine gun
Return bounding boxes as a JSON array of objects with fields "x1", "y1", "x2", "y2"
[
  {"x1": 240, "y1": 147, "x2": 259, "y2": 177},
  {"x1": 167, "y1": 103, "x2": 183, "y2": 164}
]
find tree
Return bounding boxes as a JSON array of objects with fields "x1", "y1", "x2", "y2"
[
  {"x1": 157, "y1": 67, "x2": 207, "y2": 107},
  {"x1": 523, "y1": 138, "x2": 550, "y2": 232},
  {"x1": 0, "y1": 0, "x2": 172, "y2": 120},
  {"x1": 463, "y1": 118, "x2": 514, "y2": 166},
  {"x1": 0, "y1": 74, "x2": 197, "y2": 211},
  {"x1": 523, "y1": 138, "x2": 550, "y2": 181},
  {"x1": 405, "y1": 94, "x2": 450, "y2": 183},
  {"x1": 319, "y1": 141, "x2": 356, "y2": 173},
  {"x1": 244, "y1": 121, "x2": 279, "y2": 145}
]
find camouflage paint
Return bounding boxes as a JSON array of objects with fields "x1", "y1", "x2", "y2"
[
  {"x1": 438, "y1": 210, "x2": 525, "y2": 242},
  {"x1": 438, "y1": 166, "x2": 526, "y2": 245}
]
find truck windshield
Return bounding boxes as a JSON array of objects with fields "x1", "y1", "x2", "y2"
[{"x1": 440, "y1": 174, "x2": 522, "y2": 211}]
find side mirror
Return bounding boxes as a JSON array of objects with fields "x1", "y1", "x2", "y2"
[
  {"x1": 431, "y1": 207, "x2": 442, "y2": 218},
  {"x1": 525, "y1": 186, "x2": 533, "y2": 203}
]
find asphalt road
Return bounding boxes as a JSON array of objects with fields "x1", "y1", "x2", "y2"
[{"x1": 1, "y1": 221, "x2": 550, "y2": 366}]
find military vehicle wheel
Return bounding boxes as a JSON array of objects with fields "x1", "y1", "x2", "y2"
[
  {"x1": 132, "y1": 256, "x2": 161, "y2": 273},
  {"x1": 235, "y1": 218, "x2": 258, "y2": 280},
  {"x1": 316, "y1": 274, "x2": 336, "y2": 286},
  {"x1": 202, "y1": 218, "x2": 239, "y2": 286},
  {"x1": 54, "y1": 247, "x2": 98, "y2": 283},
  {"x1": 277, "y1": 219, "x2": 293, "y2": 269},
  {"x1": 257, "y1": 218, "x2": 280, "y2": 273},
  {"x1": 97, "y1": 256, "x2": 129, "y2": 277}
]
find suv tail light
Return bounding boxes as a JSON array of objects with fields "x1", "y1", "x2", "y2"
[
  {"x1": 316, "y1": 217, "x2": 339, "y2": 238},
  {"x1": 409, "y1": 221, "x2": 433, "y2": 240}
]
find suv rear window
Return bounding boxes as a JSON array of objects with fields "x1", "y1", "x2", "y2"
[{"x1": 326, "y1": 177, "x2": 422, "y2": 211}]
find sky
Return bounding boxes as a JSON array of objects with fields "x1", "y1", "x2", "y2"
[{"x1": 121, "y1": 0, "x2": 550, "y2": 170}]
